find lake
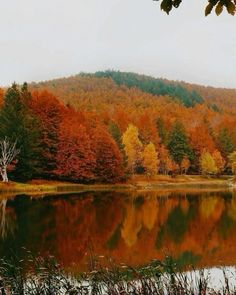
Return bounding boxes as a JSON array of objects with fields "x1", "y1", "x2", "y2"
[{"x1": 0, "y1": 189, "x2": 235, "y2": 274}]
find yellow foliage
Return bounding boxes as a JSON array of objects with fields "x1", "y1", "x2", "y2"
[
  {"x1": 141, "y1": 197, "x2": 158, "y2": 230},
  {"x1": 228, "y1": 151, "x2": 236, "y2": 175},
  {"x1": 199, "y1": 197, "x2": 218, "y2": 220},
  {"x1": 200, "y1": 150, "x2": 217, "y2": 175},
  {"x1": 121, "y1": 197, "x2": 158, "y2": 247},
  {"x1": 122, "y1": 124, "x2": 143, "y2": 173},
  {"x1": 121, "y1": 205, "x2": 142, "y2": 247},
  {"x1": 142, "y1": 142, "x2": 158, "y2": 176}
]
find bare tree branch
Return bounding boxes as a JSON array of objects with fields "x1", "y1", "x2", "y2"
[{"x1": 0, "y1": 137, "x2": 20, "y2": 182}]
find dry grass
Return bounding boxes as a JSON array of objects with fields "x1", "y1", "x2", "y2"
[
  {"x1": 0, "y1": 253, "x2": 235, "y2": 295},
  {"x1": 0, "y1": 174, "x2": 231, "y2": 197}
]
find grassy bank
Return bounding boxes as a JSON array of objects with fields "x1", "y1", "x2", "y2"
[
  {"x1": 0, "y1": 175, "x2": 232, "y2": 196},
  {"x1": 0, "y1": 253, "x2": 235, "y2": 294}
]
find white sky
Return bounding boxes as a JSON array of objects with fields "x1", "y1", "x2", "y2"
[{"x1": 0, "y1": 0, "x2": 235, "y2": 87}]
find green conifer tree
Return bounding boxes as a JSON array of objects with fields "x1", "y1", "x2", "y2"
[
  {"x1": 0, "y1": 83, "x2": 42, "y2": 181},
  {"x1": 217, "y1": 128, "x2": 235, "y2": 158},
  {"x1": 108, "y1": 121, "x2": 127, "y2": 169},
  {"x1": 167, "y1": 121, "x2": 193, "y2": 165}
]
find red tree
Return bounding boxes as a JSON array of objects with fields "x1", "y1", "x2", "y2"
[
  {"x1": 30, "y1": 90, "x2": 65, "y2": 177},
  {"x1": 91, "y1": 126, "x2": 124, "y2": 183},
  {"x1": 55, "y1": 114, "x2": 96, "y2": 182}
]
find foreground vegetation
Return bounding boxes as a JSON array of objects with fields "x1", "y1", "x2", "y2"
[{"x1": 0, "y1": 253, "x2": 235, "y2": 294}]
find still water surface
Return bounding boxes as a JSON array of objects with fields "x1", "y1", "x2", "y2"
[{"x1": 0, "y1": 189, "x2": 235, "y2": 273}]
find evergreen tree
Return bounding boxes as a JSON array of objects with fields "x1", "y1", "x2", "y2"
[
  {"x1": 167, "y1": 121, "x2": 193, "y2": 165},
  {"x1": 217, "y1": 128, "x2": 235, "y2": 158},
  {"x1": 108, "y1": 120, "x2": 127, "y2": 169},
  {"x1": 0, "y1": 83, "x2": 42, "y2": 181}
]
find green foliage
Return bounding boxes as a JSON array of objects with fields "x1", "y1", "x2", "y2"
[
  {"x1": 167, "y1": 121, "x2": 193, "y2": 165},
  {"x1": 108, "y1": 121, "x2": 122, "y2": 148},
  {"x1": 217, "y1": 128, "x2": 235, "y2": 157},
  {"x1": 0, "y1": 83, "x2": 42, "y2": 181},
  {"x1": 156, "y1": 204, "x2": 195, "y2": 246},
  {"x1": 108, "y1": 121, "x2": 127, "y2": 169},
  {"x1": 106, "y1": 224, "x2": 121, "y2": 250},
  {"x1": 218, "y1": 211, "x2": 235, "y2": 239},
  {"x1": 208, "y1": 103, "x2": 221, "y2": 112},
  {"x1": 94, "y1": 71, "x2": 203, "y2": 108},
  {"x1": 175, "y1": 251, "x2": 201, "y2": 270}
]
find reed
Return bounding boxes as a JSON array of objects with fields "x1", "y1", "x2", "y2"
[{"x1": 0, "y1": 252, "x2": 235, "y2": 294}]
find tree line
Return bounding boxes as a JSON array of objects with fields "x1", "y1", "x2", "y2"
[
  {"x1": 0, "y1": 84, "x2": 123, "y2": 183},
  {"x1": 1, "y1": 77, "x2": 236, "y2": 183}
]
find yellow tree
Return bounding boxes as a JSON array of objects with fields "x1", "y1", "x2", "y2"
[
  {"x1": 212, "y1": 149, "x2": 225, "y2": 175},
  {"x1": 228, "y1": 151, "x2": 236, "y2": 175},
  {"x1": 200, "y1": 150, "x2": 217, "y2": 175},
  {"x1": 180, "y1": 156, "x2": 190, "y2": 174},
  {"x1": 122, "y1": 124, "x2": 143, "y2": 173},
  {"x1": 143, "y1": 142, "x2": 159, "y2": 177}
]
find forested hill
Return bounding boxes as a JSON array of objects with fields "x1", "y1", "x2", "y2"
[
  {"x1": 30, "y1": 71, "x2": 236, "y2": 112},
  {"x1": 31, "y1": 71, "x2": 204, "y2": 108},
  {"x1": 93, "y1": 71, "x2": 204, "y2": 107},
  {"x1": 1, "y1": 71, "x2": 236, "y2": 183}
]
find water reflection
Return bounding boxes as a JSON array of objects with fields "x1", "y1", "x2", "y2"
[
  {"x1": 0, "y1": 199, "x2": 16, "y2": 239},
  {"x1": 0, "y1": 190, "x2": 236, "y2": 273}
]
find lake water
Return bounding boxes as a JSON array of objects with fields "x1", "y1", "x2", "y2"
[{"x1": 0, "y1": 189, "x2": 236, "y2": 274}]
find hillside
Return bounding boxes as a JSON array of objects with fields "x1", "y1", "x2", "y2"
[
  {"x1": 0, "y1": 71, "x2": 236, "y2": 183},
  {"x1": 30, "y1": 71, "x2": 236, "y2": 112}
]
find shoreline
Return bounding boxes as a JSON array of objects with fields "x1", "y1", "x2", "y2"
[{"x1": 0, "y1": 175, "x2": 233, "y2": 196}]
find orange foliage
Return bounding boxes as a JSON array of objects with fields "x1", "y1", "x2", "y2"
[{"x1": 55, "y1": 114, "x2": 96, "y2": 182}]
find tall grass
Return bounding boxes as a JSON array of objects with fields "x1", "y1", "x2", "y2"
[{"x1": 0, "y1": 252, "x2": 235, "y2": 294}]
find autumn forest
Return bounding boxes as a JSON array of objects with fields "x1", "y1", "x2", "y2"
[{"x1": 1, "y1": 71, "x2": 236, "y2": 183}]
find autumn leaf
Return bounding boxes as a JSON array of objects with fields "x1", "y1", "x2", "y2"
[{"x1": 215, "y1": 2, "x2": 223, "y2": 15}]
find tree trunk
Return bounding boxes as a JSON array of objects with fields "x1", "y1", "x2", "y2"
[{"x1": 1, "y1": 166, "x2": 8, "y2": 182}]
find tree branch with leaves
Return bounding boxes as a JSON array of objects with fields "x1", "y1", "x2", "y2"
[{"x1": 153, "y1": 0, "x2": 236, "y2": 16}]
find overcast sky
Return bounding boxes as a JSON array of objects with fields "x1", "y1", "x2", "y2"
[{"x1": 0, "y1": 0, "x2": 235, "y2": 88}]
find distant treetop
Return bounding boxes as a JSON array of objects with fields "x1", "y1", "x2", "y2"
[{"x1": 153, "y1": 0, "x2": 236, "y2": 16}]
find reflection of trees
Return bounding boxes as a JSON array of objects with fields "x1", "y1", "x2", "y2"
[
  {"x1": 218, "y1": 197, "x2": 236, "y2": 239},
  {"x1": 121, "y1": 193, "x2": 158, "y2": 247},
  {"x1": 227, "y1": 198, "x2": 236, "y2": 221},
  {"x1": 199, "y1": 196, "x2": 224, "y2": 221},
  {"x1": 0, "y1": 199, "x2": 16, "y2": 239},
  {"x1": 14, "y1": 190, "x2": 236, "y2": 273}
]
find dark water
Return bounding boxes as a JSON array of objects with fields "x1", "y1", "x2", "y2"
[{"x1": 0, "y1": 189, "x2": 236, "y2": 273}]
